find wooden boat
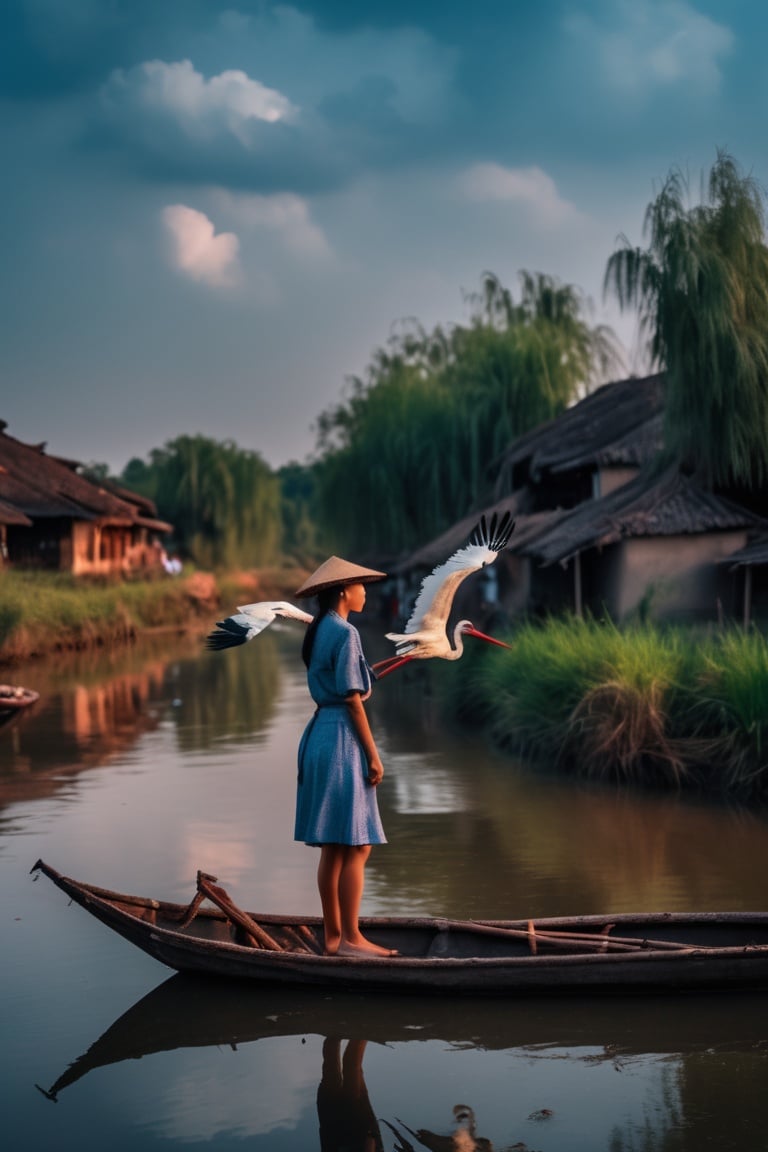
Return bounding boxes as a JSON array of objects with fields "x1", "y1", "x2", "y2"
[
  {"x1": 33, "y1": 859, "x2": 768, "y2": 994},
  {"x1": 0, "y1": 683, "x2": 39, "y2": 712}
]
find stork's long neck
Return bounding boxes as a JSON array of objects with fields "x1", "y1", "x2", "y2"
[{"x1": 449, "y1": 624, "x2": 465, "y2": 659}]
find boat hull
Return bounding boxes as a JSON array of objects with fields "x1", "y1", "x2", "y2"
[
  {"x1": 33, "y1": 860, "x2": 768, "y2": 995},
  {"x1": 0, "y1": 685, "x2": 39, "y2": 712}
]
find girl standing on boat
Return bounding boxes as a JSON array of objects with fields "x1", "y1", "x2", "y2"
[{"x1": 294, "y1": 556, "x2": 396, "y2": 957}]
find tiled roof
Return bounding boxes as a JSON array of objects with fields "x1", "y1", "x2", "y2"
[
  {"x1": 519, "y1": 467, "x2": 766, "y2": 566},
  {"x1": 494, "y1": 373, "x2": 664, "y2": 490},
  {"x1": 0, "y1": 497, "x2": 32, "y2": 526},
  {"x1": 0, "y1": 424, "x2": 169, "y2": 530},
  {"x1": 721, "y1": 537, "x2": 768, "y2": 568}
]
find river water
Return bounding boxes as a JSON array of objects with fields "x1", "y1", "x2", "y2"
[{"x1": 3, "y1": 626, "x2": 768, "y2": 1151}]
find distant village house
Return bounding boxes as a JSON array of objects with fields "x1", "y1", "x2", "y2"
[
  {"x1": 0, "y1": 422, "x2": 172, "y2": 576},
  {"x1": 393, "y1": 374, "x2": 768, "y2": 628}
]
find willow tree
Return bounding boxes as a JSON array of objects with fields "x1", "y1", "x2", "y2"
[
  {"x1": 605, "y1": 151, "x2": 768, "y2": 489},
  {"x1": 448, "y1": 271, "x2": 618, "y2": 466},
  {"x1": 314, "y1": 271, "x2": 618, "y2": 555},
  {"x1": 314, "y1": 353, "x2": 464, "y2": 555},
  {"x1": 122, "y1": 435, "x2": 281, "y2": 568}
]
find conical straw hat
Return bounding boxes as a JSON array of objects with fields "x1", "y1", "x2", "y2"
[{"x1": 295, "y1": 556, "x2": 387, "y2": 598}]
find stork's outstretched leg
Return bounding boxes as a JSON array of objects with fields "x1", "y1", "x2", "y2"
[{"x1": 371, "y1": 654, "x2": 414, "y2": 679}]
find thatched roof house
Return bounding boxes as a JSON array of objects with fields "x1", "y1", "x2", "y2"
[
  {"x1": 520, "y1": 466, "x2": 766, "y2": 621},
  {"x1": 0, "y1": 422, "x2": 171, "y2": 574},
  {"x1": 522, "y1": 467, "x2": 759, "y2": 566},
  {"x1": 718, "y1": 535, "x2": 768, "y2": 627},
  {"x1": 494, "y1": 373, "x2": 664, "y2": 507},
  {"x1": 394, "y1": 372, "x2": 768, "y2": 626}
]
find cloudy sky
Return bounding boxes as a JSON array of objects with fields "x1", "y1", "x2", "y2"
[{"x1": 1, "y1": 1, "x2": 764, "y2": 473}]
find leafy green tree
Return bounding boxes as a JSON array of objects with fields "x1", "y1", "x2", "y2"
[
  {"x1": 605, "y1": 151, "x2": 768, "y2": 489},
  {"x1": 121, "y1": 456, "x2": 156, "y2": 499},
  {"x1": 314, "y1": 271, "x2": 618, "y2": 554},
  {"x1": 120, "y1": 436, "x2": 281, "y2": 568},
  {"x1": 278, "y1": 461, "x2": 321, "y2": 564},
  {"x1": 78, "y1": 461, "x2": 113, "y2": 484}
]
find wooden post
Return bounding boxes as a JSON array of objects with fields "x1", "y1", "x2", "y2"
[
  {"x1": 744, "y1": 565, "x2": 752, "y2": 631},
  {"x1": 573, "y1": 552, "x2": 583, "y2": 618}
]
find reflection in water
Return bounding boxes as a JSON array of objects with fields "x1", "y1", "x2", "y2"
[
  {"x1": 0, "y1": 632, "x2": 284, "y2": 813},
  {"x1": 0, "y1": 659, "x2": 165, "y2": 808},
  {"x1": 172, "y1": 632, "x2": 281, "y2": 753},
  {"x1": 318, "y1": 1038, "x2": 383, "y2": 1152},
  {"x1": 384, "y1": 1105, "x2": 495, "y2": 1152},
  {"x1": 372, "y1": 673, "x2": 768, "y2": 918},
  {"x1": 34, "y1": 974, "x2": 768, "y2": 1151}
]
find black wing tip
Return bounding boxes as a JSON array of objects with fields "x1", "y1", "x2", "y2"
[
  {"x1": 205, "y1": 632, "x2": 248, "y2": 650},
  {"x1": 205, "y1": 617, "x2": 251, "y2": 650},
  {"x1": 468, "y1": 509, "x2": 516, "y2": 552}
]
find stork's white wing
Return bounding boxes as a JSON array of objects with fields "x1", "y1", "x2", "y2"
[
  {"x1": 206, "y1": 601, "x2": 313, "y2": 651},
  {"x1": 237, "y1": 601, "x2": 313, "y2": 628},
  {"x1": 403, "y1": 542, "x2": 498, "y2": 635}
]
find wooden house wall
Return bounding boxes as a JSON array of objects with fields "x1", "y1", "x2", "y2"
[
  {"x1": 595, "y1": 465, "x2": 640, "y2": 499},
  {"x1": 614, "y1": 532, "x2": 749, "y2": 622},
  {"x1": 523, "y1": 532, "x2": 750, "y2": 623},
  {"x1": 4, "y1": 520, "x2": 164, "y2": 576},
  {"x1": 70, "y1": 522, "x2": 157, "y2": 576}
]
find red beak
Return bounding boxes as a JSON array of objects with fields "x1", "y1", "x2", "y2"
[{"x1": 464, "y1": 627, "x2": 513, "y2": 650}]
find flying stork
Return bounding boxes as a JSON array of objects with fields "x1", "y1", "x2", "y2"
[
  {"x1": 371, "y1": 510, "x2": 515, "y2": 679},
  {"x1": 205, "y1": 601, "x2": 313, "y2": 650},
  {"x1": 205, "y1": 510, "x2": 514, "y2": 672}
]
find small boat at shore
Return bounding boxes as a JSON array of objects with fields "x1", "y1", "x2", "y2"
[
  {"x1": 0, "y1": 683, "x2": 39, "y2": 712},
  {"x1": 33, "y1": 860, "x2": 768, "y2": 994}
]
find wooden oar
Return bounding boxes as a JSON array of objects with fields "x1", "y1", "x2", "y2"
[
  {"x1": 526, "y1": 930, "x2": 700, "y2": 954},
  {"x1": 433, "y1": 918, "x2": 705, "y2": 954},
  {"x1": 175, "y1": 889, "x2": 207, "y2": 929},
  {"x1": 196, "y1": 872, "x2": 282, "y2": 951},
  {"x1": 279, "y1": 925, "x2": 321, "y2": 954},
  {"x1": 473, "y1": 917, "x2": 718, "y2": 952},
  {"x1": 524, "y1": 926, "x2": 706, "y2": 953}
]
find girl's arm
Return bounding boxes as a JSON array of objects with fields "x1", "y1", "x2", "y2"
[{"x1": 345, "y1": 692, "x2": 384, "y2": 785}]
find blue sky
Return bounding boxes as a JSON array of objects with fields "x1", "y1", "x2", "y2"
[{"x1": 1, "y1": 0, "x2": 764, "y2": 472}]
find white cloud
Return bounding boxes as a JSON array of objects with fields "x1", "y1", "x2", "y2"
[
  {"x1": 567, "y1": 0, "x2": 734, "y2": 96},
  {"x1": 105, "y1": 58, "x2": 297, "y2": 140},
  {"x1": 460, "y1": 163, "x2": 579, "y2": 227},
  {"x1": 162, "y1": 204, "x2": 240, "y2": 286},
  {"x1": 215, "y1": 191, "x2": 330, "y2": 257}
]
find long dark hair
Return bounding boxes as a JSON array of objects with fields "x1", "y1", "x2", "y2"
[{"x1": 301, "y1": 586, "x2": 342, "y2": 667}]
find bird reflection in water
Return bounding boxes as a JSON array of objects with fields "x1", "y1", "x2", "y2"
[
  {"x1": 317, "y1": 1037, "x2": 384, "y2": 1152},
  {"x1": 316, "y1": 1036, "x2": 504, "y2": 1152},
  {"x1": 383, "y1": 1104, "x2": 497, "y2": 1152}
]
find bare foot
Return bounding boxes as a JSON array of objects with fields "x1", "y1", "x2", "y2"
[
  {"x1": 337, "y1": 937, "x2": 398, "y2": 957},
  {"x1": 323, "y1": 936, "x2": 342, "y2": 956}
]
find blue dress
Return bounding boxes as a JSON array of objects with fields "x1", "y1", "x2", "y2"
[{"x1": 294, "y1": 611, "x2": 387, "y2": 846}]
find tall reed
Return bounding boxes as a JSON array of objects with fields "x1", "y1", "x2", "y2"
[{"x1": 440, "y1": 616, "x2": 768, "y2": 798}]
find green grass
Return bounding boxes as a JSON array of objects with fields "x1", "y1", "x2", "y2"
[
  {"x1": 440, "y1": 615, "x2": 768, "y2": 799},
  {"x1": 0, "y1": 564, "x2": 306, "y2": 663},
  {"x1": 0, "y1": 569, "x2": 211, "y2": 661}
]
